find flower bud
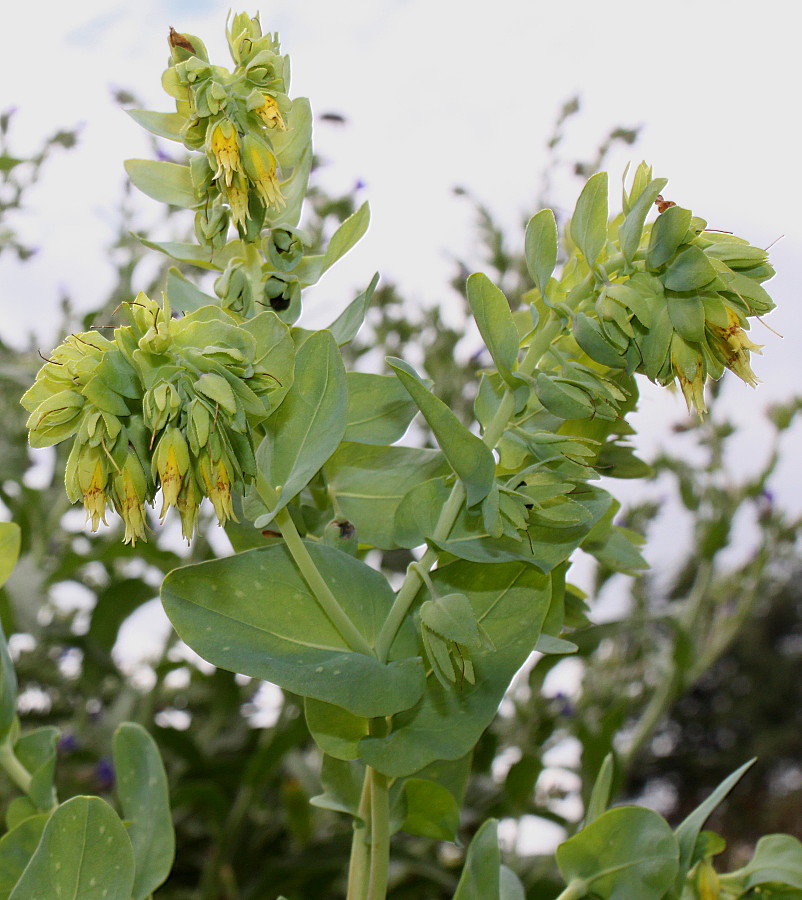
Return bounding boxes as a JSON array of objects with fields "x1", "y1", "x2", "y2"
[{"x1": 111, "y1": 452, "x2": 149, "y2": 545}]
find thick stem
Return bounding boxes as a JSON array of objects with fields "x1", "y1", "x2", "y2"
[
  {"x1": 347, "y1": 772, "x2": 372, "y2": 900},
  {"x1": 257, "y1": 476, "x2": 374, "y2": 657},
  {"x1": 367, "y1": 768, "x2": 390, "y2": 900},
  {"x1": 554, "y1": 879, "x2": 590, "y2": 900}
]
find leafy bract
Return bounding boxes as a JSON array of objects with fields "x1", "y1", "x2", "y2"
[
  {"x1": 162, "y1": 543, "x2": 425, "y2": 717},
  {"x1": 358, "y1": 561, "x2": 551, "y2": 775}
]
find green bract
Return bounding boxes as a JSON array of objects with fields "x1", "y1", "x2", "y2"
[{"x1": 21, "y1": 293, "x2": 293, "y2": 543}]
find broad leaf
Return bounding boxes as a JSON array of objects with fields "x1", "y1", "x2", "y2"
[
  {"x1": 0, "y1": 814, "x2": 48, "y2": 900},
  {"x1": 342, "y1": 373, "x2": 417, "y2": 445},
  {"x1": 162, "y1": 543, "x2": 425, "y2": 718},
  {"x1": 358, "y1": 561, "x2": 551, "y2": 776},
  {"x1": 465, "y1": 273, "x2": 519, "y2": 381},
  {"x1": 721, "y1": 835, "x2": 802, "y2": 893},
  {"x1": 556, "y1": 806, "x2": 679, "y2": 900},
  {"x1": 618, "y1": 177, "x2": 667, "y2": 265},
  {"x1": 401, "y1": 778, "x2": 461, "y2": 841},
  {"x1": 525, "y1": 209, "x2": 558, "y2": 298},
  {"x1": 124, "y1": 109, "x2": 185, "y2": 142},
  {"x1": 0, "y1": 523, "x2": 20, "y2": 589},
  {"x1": 113, "y1": 723, "x2": 175, "y2": 900},
  {"x1": 254, "y1": 330, "x2": 347, "y2": 527},
  {"x1": 387, "y1": 358, "x2": 495, "y2": 508},
  {"x1": 324, "y1": 443, "x2": 449, "y2": 548},
  {"x1": 166, "y1": 267, "x2": 219, "y2": 313},
  {"x1": 124, "y1": 159, "x2": 197, "y2": 209},
  {"x1": 452, "y1": 819, "x2": 502, "y2": 900},
  {"x1": 570, "y1": 172, "x2": 609, "y2": 266},
  {"x1": 8, "y1": 797, "x2": 135, "y2": 900}
]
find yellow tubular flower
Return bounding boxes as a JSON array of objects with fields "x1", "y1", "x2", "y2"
[
  {"x1": 199, "y1": 456, "x2": 238, "y2": 526},
  {"x1": 255, "y1": 94, "x2": 286, "y2": 130},
  {"x1": 210, "y1": 120, "x2": 241, "y2": 187},
  {"x1": 113, "y1": 456, "x2": 148, "y2": 546},
  {"x1": 225, "y1": 172, "x2": 250, "y2": 230},
  {"x1": 709, "y1": 308, "x2": 762, "y2": 388},
  {"x1": 155, "y1": 428, "x2": 191, "y2": 519},
  {"x1": 176, "y1": 475, "x2": 201, "y2": 544},
  {"x1": 81, "y1": 457, "x2": 109, "y2": 531},
  {"x1": 242, "y1": 135, "x2": 285, "y2": 210}
]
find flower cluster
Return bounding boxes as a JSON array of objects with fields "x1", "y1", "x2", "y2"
[
  {"x1": 162, "y1": 13, "x2": 304, "y2": 239},
  {"x1": 22, "y1": 295, "x2": 286, "y2": 544},
  {"x1": 565, "y1": 165, "x2": 775, "y2": 414}
]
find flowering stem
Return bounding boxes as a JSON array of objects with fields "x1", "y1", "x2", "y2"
[
  {"x1": 367, "y1": 768, "x2": 390, "y2": 900},
  {"x1": 347, "y1": 773, "x2": 372, "y2": 900},
  {"x1": 257, "y1": 476, "x2": 374, "y2": 657}
]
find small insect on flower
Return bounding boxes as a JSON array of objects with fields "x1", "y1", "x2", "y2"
[
  {"x1": 655, "y1": 194, "x2": 676, "y2": 214},
  {"x1": 168, "y1": 26, "x2": 195, "y2": 53}
]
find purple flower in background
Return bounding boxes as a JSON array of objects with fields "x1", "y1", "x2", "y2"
[{"x1": 94, "y1": 757, "x2": 115, "y2": 791}]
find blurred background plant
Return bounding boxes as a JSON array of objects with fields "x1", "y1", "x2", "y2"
[{"x1": 1, "y1": 94, "x2": 799, "y2": 899}]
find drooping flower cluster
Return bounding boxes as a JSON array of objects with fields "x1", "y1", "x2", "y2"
[
  {"x1": 160, "y1": 12, "x2": 309, "y2": 239},
  {"x1": 555, "y1": 163, "x2": 775, "y2": 414},
  {"x1": 22, "y1": 295, "x2": 289, "y2": 544}
]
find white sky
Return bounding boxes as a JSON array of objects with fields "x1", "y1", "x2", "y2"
[{"x1": 2, "y1": 0, "x2": 799, "y2": 517}]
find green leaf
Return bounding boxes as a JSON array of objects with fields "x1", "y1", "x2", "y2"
[
  {"x1": 556, "y1": 806, "x2": 679, "y2": 900},
  {"x1": 8, "y1": 797, "x2": 135, "y2": 900},
  {"x1": 572, "y1": 314, "x2": 627, "y2": 369},
  {"x1": 525, "y1": 209, "x2": 559, "y2": 298},
  {"x1": 14, "y1": 727, "x2": 58, "y2": 811},
  {"x1": 343, "y1": 373, "x2": 418, "y2": 445},
  {"x1": 124, "y1": 108, "x2": 185, "y2": 142},
  {"x1": 310, "y1": 755, "x2": 364, "y2": 818},
  {"x1": 570, "y1": 172, "x2": 609, "y2": 265},
  {"x1": 0, "y1": 523, "x2": 20, "y2": 590},
  {"x1": 113, "y1": 723, "x2": 175, "y2": 900},
  {"x1": 324, "y1": 443, "x2": 449, "y2": 548},
  {"x1": 124, "y1": 159, "x2": 197, "y2": 209},
  {"x1": 0, "y1": 814, "x2": 48, "y2": 900},
  {"x1": 135, "y1": 236, "x2": 220, "y2": 270},
  {"x1": 322, "y1": 202, "x2": 370, "y2": 272},
  {"x1": 387, "y1": 358, "x2": 495, "y2": 508},
  {"x1": 500, "y1": 865, "x2": 526, "y2": 900},
  {"x1": 666, "y1": 292, "x2": 706, "y2": 343},
  {"x1": 358, "y1": 562, "x2": 551, "y2": 776},
  {"x1": 401, "y1": 778, "x2": 460, "y2": 841},
  {"x1": 328, "y1": 273, "x2": 379, "y2": 345},
  {"x1": 634, "y1": 303, "x2": 673, "y2": 381},
  {"x1": 305, "y1": 698, "x2": 369, "y2": 761},
  {"x1": 723, "y1": 835, "x2": 802, "y2": 892},
  {"x1": 254, "y1": 330, "x2": 347, "y2": 527},
  {"x1": 162, "y1": 543, "x2": 425, "y2": 718},
  {"x1": 453, "y1": 819, "x2": 502, "y2": 900},
  {"x1": 535, "y1": 374, "x2": 594, "y2": 420},
  {"x1": 662, "y1": 245, "x2": 716, "y2": 291},
  {"x1": 465, "y1": 274, "x2": 519, "y2": 380},
  {"x1": 618, "y1": 177, "x2": 667, "y2": 265},
  {"x1": 166, "y1": 267, "x2": 219, "y2": 313},
  {"x1": 646, "y1": 205, "x2": 692, "y2": 270},
  {"x1": 0, "y1": 623, "x2": 17, "y2": 746},
  {"x1": 584, "y1": 753, "x2": 614, "y2": 826}
]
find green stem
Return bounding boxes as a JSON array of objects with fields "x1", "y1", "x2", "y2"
[
  {"x1": 0, "y1": 740, "x2": 32, "y2": 794},
  {"x1": 367, "y1": 768, "x2": 390, "y2": 900},
  {"x1": 347, "y1": 772, "x2": 372, "y2": 900},
  {"x1": 257, "y1": 476, "x2": 374, "y2": 657},
  {"x1": 374, "y1": 483, "x2": 465, "y2": 663},
  {"x1": 554, "y1": 879, "x2": 590, "y2": 900}
]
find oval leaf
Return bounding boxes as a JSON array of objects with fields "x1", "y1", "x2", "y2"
[
  {"x1": 662, "y1": 245, "x2": 716, "y2": 291},
  {"x1": 113, "y1": 723, "x2": 175, "y2": 900},
  {"x1": 570, "y1": 172, "x2": 609, "y2": 265},
  {"x1": 556, "y1": 806, "x2": 679, "y2": 900},
  {"x1": 465, "y1": 273, "x2": 519, "y2": 380},
  {"x1": 525, "y1": 209, "x2": 559, "y2": 297},
  {"x1": 161, "y1": 543, "x2": 425, "y2": 718},
  {"x1": 124, "y1": 159, "x2": 197, "y2": 209},
  {"x1": 9, "y1": 797, "x2": 135, "y2": 900},
  {"x1": 387, "y1": 358, "x2": 495, "y2": 508},
  {"x1": 254, "y1": 330, "x2": 347, "y2": 527}
]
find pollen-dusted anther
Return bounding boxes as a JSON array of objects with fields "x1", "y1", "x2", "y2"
[
  {"x1": 209, "y1": 120, "x2": 242, "y2": 188},
  {"x1": 254, "y1": 94, "x2": 286, "y2": 130}
]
